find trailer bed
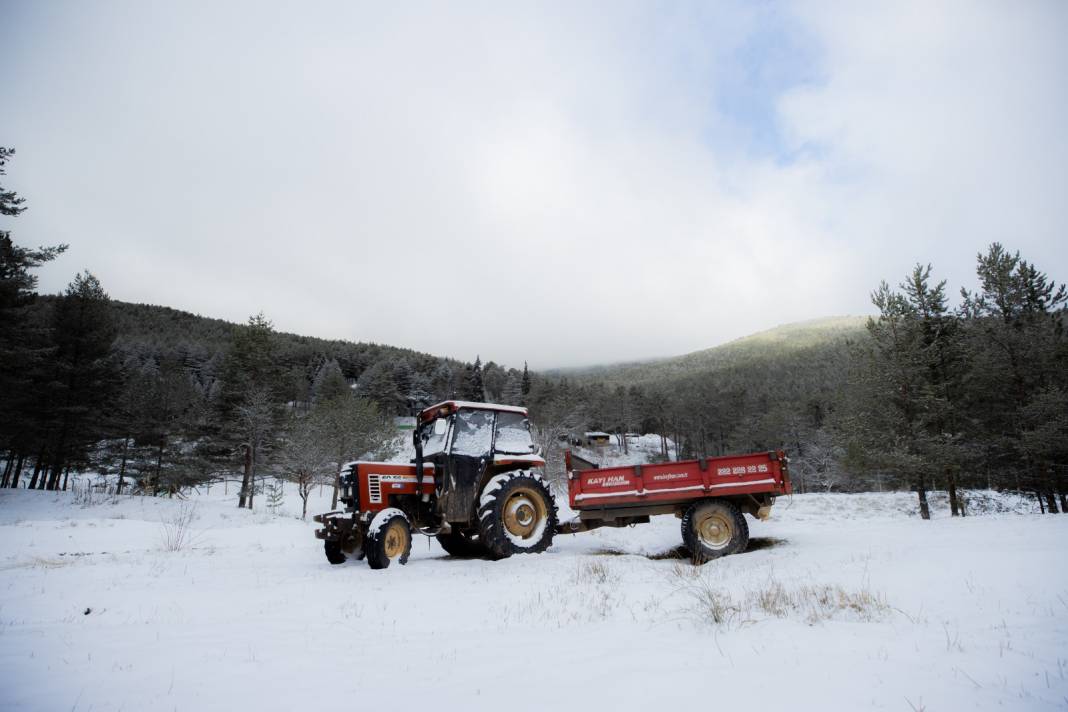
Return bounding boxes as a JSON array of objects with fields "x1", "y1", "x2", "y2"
[{"x1": 566, "y1": 449, "x2": 791, "y2": 517}]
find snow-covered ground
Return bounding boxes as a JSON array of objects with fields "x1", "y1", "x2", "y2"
[{"x1": 1, "y1": 485, "x2": 1066, "y2": 711}]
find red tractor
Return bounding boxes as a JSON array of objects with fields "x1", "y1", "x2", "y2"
[{"x1": 314, "y1": 401, "x2": 557, "y2": 568}]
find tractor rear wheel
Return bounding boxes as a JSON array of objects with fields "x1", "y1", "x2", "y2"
[
  {"x1": 478, "y1": 472, "x2": 557, "y2": 560},
  {"x1": 681, "y1": 500, "x2": 749, "y2": 564},
  {"x1": 366, "y1": 511, "x2": 412, "y2": 569},
  {"x1": 324, "y1": 539, "x2": 346, "y2": 565},
  {"x1": 436, "y1": 530, "x2": 488, "y2": 558}
]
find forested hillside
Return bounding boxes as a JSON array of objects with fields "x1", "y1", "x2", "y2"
[
  {"x1": 554, "y1": 316, "x2": 867, "y2": 386},
  {"x1": 534, "y1": 252, "x2": 1067, "y2": 518},
  {"x1": 2, "y1": 145, "x2": 1066, "y2": 518}
]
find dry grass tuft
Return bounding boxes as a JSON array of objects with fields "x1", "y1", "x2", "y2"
[{"x1": 672, "y1": 567, "x2": 889, "y2": 627}]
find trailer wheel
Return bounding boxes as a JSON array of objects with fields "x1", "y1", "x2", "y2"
[
  {"x1": 366, "y1": 511, "x2": 412, "y2": 570},
  {"x1": 436, "y1": 530, "x2": 488, "y2": 558},
  {"x1": 324, "y1": 539, "x2": 346, "y2": 565},
  {"x1": 478, "y1": 472, "x2": 557, "y2": 560},
  {"x1": 682, "y1": 500, "x2": 749, "y2": 564}
]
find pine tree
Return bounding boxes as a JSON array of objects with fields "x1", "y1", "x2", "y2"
[
  {"x1": 0, "y1": 148, "x2": 67, "y2": 487},
  {"x1": 960, "y1": 244, "x2": 1067, "y2": 501},
  {"x1": 356, "y1": 361, "x2": 401, "y2": 413},
  {"x1": 0, "y1": 147, "x2": 27, "y2": 217},
  {"x1": 311, "y1": 358, "x2": 348, "y2": 403},
  {"x1": 266, "y1": 477, "x2": 285, "y2": 514},
  {"x1": 461, "y1": 356, "x2": 485, "y2": 401},
  {"x1": 42, "y1": 272, "x2": 119, "y2": 491},
  {"x1": 521, "y1": 361, "x2": 532, "y2": 404},
  {"x1": 218, "y1": 313, "x2": 281, "y2": 509}
]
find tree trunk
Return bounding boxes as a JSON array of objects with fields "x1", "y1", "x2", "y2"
[
  {"x1": 1045, "y1": 492, "x2": 1059, "y2": 514},
  {"x1": 62, "y1": 466, "x2": 70, "y2": 492},
  {"x1": 1, "y1": 454, "x2": 12, "y2": 488},
  {"x1": 238, "y1": 444, "x2": 252, "y2": 509},
  {"x1": 1036, "y1": 491, "x2": 1045, "y2": 514},
  {"x1": 28, "y1": 453, "x2": 43, "y2": 490},
  {"x1": 9, "y1": 452, "x2": 25, "y2": 488},
  {"x1": 153, "y1": 440, "x2": 164, "y2": 496},
  {"x1": 917, "y1": 474, "x2": 931, "y2": 520},
  {"x1": 947, "y1": 468, "x2": 960, "y2": 517},
  {"x1": 116, "y1": 437, "x2": 129, "y2": 495},
  {"x1": 331, "y1": 462, "x2": 341, "y2": 510},
  {"x1": 46, "y1": 456, "x2": 64, "y2": 491},
  {"x1": 248, "y1": 444, "x2": 257, "y2": 510},
  {"x1": 1059, "y1": 492, "x2": 1067, "y2": 513}
]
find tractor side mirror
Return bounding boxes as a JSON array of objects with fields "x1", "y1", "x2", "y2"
[{"x1": 433, "y1": 419, "x2": 447, "y2": 436}]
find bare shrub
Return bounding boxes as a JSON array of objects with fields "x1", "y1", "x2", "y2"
[{"x1": 160, "y1": 502, "x2": 199, "y2": 552}]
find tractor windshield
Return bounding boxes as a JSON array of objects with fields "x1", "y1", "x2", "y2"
[
  {"x1": 494, "y1": 411, "x2": 535, "y2": 454},
  {"x1": 452, "y1": 409, "x2": 495, "y2": 456}
]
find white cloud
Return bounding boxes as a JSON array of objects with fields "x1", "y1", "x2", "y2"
[{"x1": 3, "y1": 1, "x2": 1065, "y2": 367}]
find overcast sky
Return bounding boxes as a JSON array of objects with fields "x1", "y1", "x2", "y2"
[{"x1": 2, "y1": 1, "x2": 1065, "y2": 368}]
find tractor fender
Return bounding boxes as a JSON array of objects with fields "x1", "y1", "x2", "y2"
[{"x1": 368, "y1": 507, "x2": 408, "y2": 537}]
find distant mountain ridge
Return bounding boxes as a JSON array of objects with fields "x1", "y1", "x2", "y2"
[{"x1": 551, "y1": 316, "x2": 869, "y2": 386}]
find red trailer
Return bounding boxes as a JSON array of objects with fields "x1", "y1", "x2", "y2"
[
  {"x1": 314, "y1": 399, "x2": 792, "y2": 568},
  {"x1": 562, "y1": 449, "x2": 791, "y2": 562}
]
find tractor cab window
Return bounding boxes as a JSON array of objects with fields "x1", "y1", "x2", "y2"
[
  {"x1": 451, "y1": 409, "x2": 494, "y2": 457},
  {"x1": 420, "y1": 416, "x2": 450, "y2": 457},
  {"x1": 494, "y1": 411, "x2": 535, "y2": 454}
]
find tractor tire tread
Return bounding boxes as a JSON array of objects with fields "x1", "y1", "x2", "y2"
[
  {"x1": 365, "y1": 513, "x2": 412, "y2": 570},
  {"x1": 681, "y1": 499, "x2": 749, "y2": 564},
  {"x1": 324, "y1": 539, "x2": 346, "y2": 565},
  {"x1": 478, "y1": 472, "x2": 558, "y2": 560}
]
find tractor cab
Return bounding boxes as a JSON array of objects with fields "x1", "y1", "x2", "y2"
[{"x1": 414, "y1": 401, "x2": 544, "y2": 524}]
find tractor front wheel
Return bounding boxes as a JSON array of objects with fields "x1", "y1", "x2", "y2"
[
  {"x1": 324, "y1": 539, "x2": 346, "y2": 565},
  {"x1": 681, "y1": 499, "x2": 749, "y2": 564},
  {"x1": 478, "y1": 472, "x2": 557, "y2": 560},
  {"x1": 366, "y1": 510, "x2": 413, "y2": 569}
]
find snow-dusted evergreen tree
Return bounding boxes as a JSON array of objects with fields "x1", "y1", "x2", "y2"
[
  {"x1": 461, "y1": 356, "x2": 485, "y2": 402},
  {"x1": 40, "y1": 272, "x2": 119, "y2": 491},
  {"x1": 0, "y1": 147, "x2": 68, "y2": 490},
  {"x1": 312, "y1": 358, "x2": 348, "y2": 403},
  {"x1": 520, "y1": 361, "x2": 531, "y2": 404},
  {"x1": 266, "y1": 477, "x2": 285, "y2": 514},
  {"x1": 356, "y1": 361, "x2": 401, "y2": 414},
  {"x1": 217, "y1": 313, "x2": 281, "y2": 509},
  {"x1": 430, "y1": 361, "x2": 456, "y2": 400},
  {"x1": 481, "y1": 361, "x2": 506, "y2": 402},
  {"x1": 501, "y1": 372, "x2": 523, "y2": 406}
]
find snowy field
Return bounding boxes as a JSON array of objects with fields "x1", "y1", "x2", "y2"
[{"x1": 1, "y1": 484, "x2": 1066, "y2": 712}]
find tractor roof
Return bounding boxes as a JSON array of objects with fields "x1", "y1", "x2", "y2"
[{"x1": 417, "y1": 400, "x2": 528, "y2": 423}]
